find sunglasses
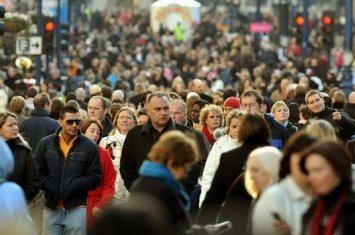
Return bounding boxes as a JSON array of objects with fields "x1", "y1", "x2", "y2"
[{"x1": 65, "y1": 119, "x2": 81, "y2": 126}]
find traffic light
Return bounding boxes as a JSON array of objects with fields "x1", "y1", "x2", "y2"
[
  {"x1": 321, "y1": 11, "x2": 335, "y2": 48},
  {"x1": 0, "y1": 5, "x2": 5, "y2": 35},
  {"x1": 294, "y1": 12, "x2": 304, "y2": 43},
  {"x1": 295, "y1": 13, "x2": 305, "y2": 27},
  {"x1": 60, "y1": 23, "x2": 69, "y2": 52},
  {"x1": 43, "y1": 17, "x2": 55, "y2": 54}
]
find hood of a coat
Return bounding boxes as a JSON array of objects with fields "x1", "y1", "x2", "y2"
[{"x1": 0, "y1": 138, "x2": 14, "y2": 180}]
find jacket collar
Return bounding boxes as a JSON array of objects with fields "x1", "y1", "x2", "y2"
[
  {"x1": 31, "y1": 109, "x2": 49, "y2": 117},
  {"x1": 141, "y1": 118, "x2": 176, "y2": 133},
  {"x1": 281, "y1": 176, "x2": 312, "y2": 202},
  {"x1": 54, "y1": 127, "x2": 82, "y2": 139}
]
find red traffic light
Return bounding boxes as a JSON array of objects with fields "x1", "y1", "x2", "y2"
[
  {"x1": 44, "y1": 21, "x2": 55, "y2": 32},
  {"x1": 295, "y1": 16, "x2": 305, "y2": 26},
  {"x1": 322, "y1": 16, "x2": 333, "y2": 25}
]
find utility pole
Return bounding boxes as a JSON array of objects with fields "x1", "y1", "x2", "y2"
[
  {"x1": 56, "y1": 0, "x2": 61, "y2": 69},
  {"x1": 301, "y1": 0, "x2": 309, "y2": 58},
  {"x1": 279, "y1": 0, "x2": 289, "y2": 47},
  {"x1": 344, "y1": 0, "x2": 353, "y2": 52},
  {"x1": 36, "y1": 0, "x2": 42, "y2": 85},
  {"x1": 341, "y1": 0, "x2": 354, "y2": 96}
]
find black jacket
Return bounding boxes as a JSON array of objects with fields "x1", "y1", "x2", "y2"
[
  {"x1": 35, "y1": 128, "x2": 102, "y2": 209},
  {"x1": 307, "y1": 106, "x2": 355, "y2": 141},
  {"x1": 131, "y1": 176, "x2": 191, "y2": 234},
  {"x1": 198, "y1": 140, "x2": 269, "y2": 227},
  {"x1": 302, "y1": 190, "x2": 355, "y2": 235},
  {"x1": 102, "y1": 116, "x2": 113, "y2": 137},
  {"x1": 20, "y1": 109, "x2": 59, "y2": 153},
  {"x1": 264, "y1": 114, "x2": 289, "y2": 149},
  {"x1": 120, "y1": 118, "x2": 208, "y2": 194},
  {"x1": 7, "y1": 138, "x2": 39, "y2": 202},
  {"x1": 343, "y1": 103, "x2": 355, "y2": 121}
]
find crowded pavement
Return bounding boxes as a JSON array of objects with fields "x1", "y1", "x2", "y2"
[{"x1": 0, "y1": 0, "x2": 355, "y2": 234}]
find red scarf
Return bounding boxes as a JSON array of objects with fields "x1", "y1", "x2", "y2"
[
  {"x1": 202, "y1": 126, "x2": 215, "y2": 145},
  {"x1": 310, "y1": 192, "x2": 347, "y2": 235}
]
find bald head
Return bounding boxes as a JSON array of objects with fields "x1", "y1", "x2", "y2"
[{"x1": 348, "y1": 92, "x2": 355, "y2": 104}]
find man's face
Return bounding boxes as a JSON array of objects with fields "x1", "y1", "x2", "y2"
[
  {"x1": 307, "y1": 94, "x2": 325, "y2": 114},
  {"x1": 147, "y1": 96, "x2": 170, "y2": 129},
  {"x1": 170, "y1": 104, "x2": 186, "y2": 124},
  {"x1": 192, "y1": 80, "x2": 204, "y2": 94},
  {"x1": 88, "y1": 98, "x2": 106, "y2": 121},
  {"x1": 240, "y1": 96, "x2": 261, "y2": 113},
  {"x1": 59, "y1": 112, "x2": 81, "y2": 137}
]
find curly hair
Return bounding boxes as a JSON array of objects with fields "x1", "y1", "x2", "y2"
[{"x1": 199, "y1": 104, "x2": 224, "y2": 128}]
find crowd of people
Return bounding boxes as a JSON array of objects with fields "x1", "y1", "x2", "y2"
[{"x1": 0, "y1": 3, "x2": 355, "y2": 235}]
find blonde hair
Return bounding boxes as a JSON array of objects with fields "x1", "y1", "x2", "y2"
[
  {"x1": 306, "y1": 119, "x2": 337, "y2": 141},
  {"x1": 199, "y1": 104, "x2": 224, "y2": 127},
  {"x1": 148, "y1": 131, "x2": 199, "y2": 167},
  {"x1": 271, "y1": 101, "x2": 290, "y2": 116},
  {"x1": 111, "y1": 106, "x2": 137, "y2": 135},
  {"x1": 0, "y1": 111, "x2": 29, "y2": 147},
  {"x1": 225, "y1": 110, "x2": 245, "y2": 134},
  {"x1": 245, "y1": 146, "x2": 282, "y2": 198}
]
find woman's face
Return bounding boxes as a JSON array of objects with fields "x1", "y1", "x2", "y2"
[
  {"x1": 273, "y1": 104, "x2": 289, "y2": 123},
  {"x1": 116, "y1": 110, "x2": 135, "y2": 135},
  {"x1": 248, "y1": 158, "x2": 270, "y2": 193},
  {"x1": 0, "y1": 116, "x2": 18, "y2": 141},
  {"x1": 190, "y1": 104, "x2": 201, "y2": 124},
  {"x1": 84, "y1": 123, "x2": 101, "y2": 144},
  {"x1": 205, "y1": 111, "x2": 221, "y2": 131},
  {"x1": 305, "y1": 153, "x2": 341, "y2": 196},
  {"x1": 229, "y1": 117, "x2": 240, "y2": 139}
]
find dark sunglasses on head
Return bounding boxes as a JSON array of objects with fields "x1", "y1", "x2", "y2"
[{"x1": 65, "y1": 119, "x2": 81, "y2": 126}]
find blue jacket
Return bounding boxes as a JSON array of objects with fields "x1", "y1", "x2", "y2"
[
  {"x1": 35, "y1": 128, "x2": 102, "y2": 209},
  {"x1": 264, "y1": 114, "x2": 289, "y2": 149},
  {"x1": 20, "y1": 109, "x2": 59, "y2": 152}
]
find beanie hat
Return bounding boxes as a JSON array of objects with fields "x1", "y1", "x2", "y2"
[{"x1": 223, "y1": 97, "x2": 240, "y2": 109}]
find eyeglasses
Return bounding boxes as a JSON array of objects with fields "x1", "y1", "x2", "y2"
[
  {"x1": 118, "y1": 116, "x2": 133, "y2": 120},
  {"x1": 65, "y1": 119, "x2": 81, "y2": 126},
  {"x1": 208, "y1": 115, "x2": 221, "y2": 119}
]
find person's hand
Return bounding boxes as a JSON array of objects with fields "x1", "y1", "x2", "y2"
[
  {"x1": 273, "y1": 220, "x2": 291, "y2": 235},
  {"x1": 332, "y1": 109, "x2": 342, "y2": 121},
  {"x1": 92, "y1": 207, "x2": 102, "y2": 217}
]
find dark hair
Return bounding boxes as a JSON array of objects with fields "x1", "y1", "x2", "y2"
[
  {"x1": 223, "y1": 88, "x2": 237, "y2": 101},
  {"x1": 80, "y1": 119, "x2": 103, "y2": 144},
  {"x1": 33, "y1": 93, "x2": 51, "y2": 110},
  {"x1": 279, "y1": 131, "x2": 317, "y2": 179},
  {"x1": 300, "y1": 140, "x2": 352, "y2": 189},
  {"x1": 50, "y1": 99, "x2": 65, "y2": 120},
  {"x1": 101, "y1": 86, "x2": 113, "y2": 100},
  {"x1": 192, "y1": 99, "x2": 210, "y2": 110},
  {"x1": 137, "y1": 108, "x2": 147, "y2": 117},
  {"x1": 238, "y1": 113, "x2": 270, "y2": 143},
  {"x1": 240, "y1": 89, "x2": 263, "y2": 105},
  {"x1": 66, "y1": 92, "x2": 77, "y2": 103},
  {"x1": 59, "y1": 105, "x2": 79, "y2": 120},
  {"x1": 26, "y1": 87, "x2": 38, "y2": 98}
]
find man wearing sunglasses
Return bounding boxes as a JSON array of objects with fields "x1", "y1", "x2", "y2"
[{"x1": 36, "y1": 105, "x2": 102, "y2": 235}]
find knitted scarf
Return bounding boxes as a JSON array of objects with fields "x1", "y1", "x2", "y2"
[{"x1": 139, "y1": 160, "x2": 191, "y2": 211}]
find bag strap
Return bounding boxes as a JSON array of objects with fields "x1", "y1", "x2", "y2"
[{"x1": 226, "y1": 171, "x2": 245, "y2": 196}]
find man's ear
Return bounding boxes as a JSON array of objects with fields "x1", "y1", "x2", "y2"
[
  {"x1": 104, "y1": 108, "x2": 109, "y2": 115},
  {"x1": 58, "y1": 119, "x2": 62, "y2": 126}
]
